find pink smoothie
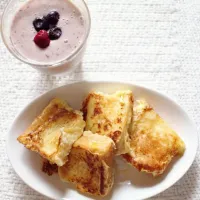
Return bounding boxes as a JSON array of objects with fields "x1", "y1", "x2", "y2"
[{"x1": 10, "y1": 0, "x2": 86, "y2": 64}]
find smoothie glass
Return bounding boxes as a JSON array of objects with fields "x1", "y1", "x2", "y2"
[{"x1": 1, "y1": 0, "x2": 91, "y2": 75}]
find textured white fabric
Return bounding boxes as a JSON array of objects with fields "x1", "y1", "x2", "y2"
[{"x1": 0, "y1": 0, "x2": 200, "y2": 199}]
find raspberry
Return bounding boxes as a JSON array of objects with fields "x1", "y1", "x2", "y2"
[{"x1": 34, "y1": 30, "x2": 50, "y2": 49}]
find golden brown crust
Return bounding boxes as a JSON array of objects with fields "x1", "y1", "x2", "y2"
[
  {"x1": 123, "y1": 99, "x2": 185, "y2": 176},
  {"x1": 82, "y1": 91, "x2": 133, "y2": 155},
  {"x1": 123, "y1": 154, "x2": 166, "y2": 174},
  {"x1": 42, "y1": 159, "x2": 58, "y2": 176},
  {"x1": 110, "y1": 131, "x2": 121, "y2": 143},
  {"x1": 93, "y1": 107, "x2": 102, "y2": 116},
  {"x1": 58, "y1": 132, "x2": 115, "y2": 197},
  {"x1": 17, "y1": 98, "x2": 85, "y2": 166},
  {"x1": 59, "y1": 148, "x2": 113, "y2": 196}
]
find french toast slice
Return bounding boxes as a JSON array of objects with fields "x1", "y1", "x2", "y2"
[
  {"x1": 58, "y1": 131, "x2": 115, "y2": 197},
  {"x1": 17, "y1": 98, "x2": 85, "y2": 166},
  {"x1": 42, "y1": 159, "x2": 58, "y2": 176},
  {"x1": 82, "y1": 90, "x2": 133, "y2": 155},
  {"x1": 123, "y1": 99, "x2": 185, "y2": 176}
]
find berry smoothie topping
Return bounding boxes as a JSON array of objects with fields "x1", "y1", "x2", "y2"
[
  {"x1": 49, "y1": 27, "x2": 62, "y2": 40},
  {"x1": 46, "y1": 11, "x2": 60, "y2": 25},
  {"x1": 33, "y1": 17, "x2": 49, "y2": 32},
  {"x1": 34, "y1": 30, "x2": 50, "y2": 48},
  {"x1": 33, "y1": 11, "x2": 62, "y2": 48},
  {"x1": 11, "y1": 0, "x2": 86, "y2": 63}
]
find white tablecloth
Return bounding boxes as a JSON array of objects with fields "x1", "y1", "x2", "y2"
[{"x1": 0, "y1": 0, "x2": 199, "y2": 199}]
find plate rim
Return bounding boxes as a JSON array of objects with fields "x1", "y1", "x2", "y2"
[{"x1": 6, "y1": 80, "x2": 199, "y2": 200}]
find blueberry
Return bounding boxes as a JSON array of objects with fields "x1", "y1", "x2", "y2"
[
  {"x1": 46, "y1": 11, "x2": 60, "y2": 25},
  {"x1": 33, "y1": 17, "x2": 49, "y2": 32},
  {"x1": 49, "y1": 24, "x2": 56, "y2": 29},
  {"x1": 49, "y1": 27, "x2": 62, "y2": 40}
]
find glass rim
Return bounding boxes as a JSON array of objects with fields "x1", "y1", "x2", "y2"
[{"x1": 1, "y1": 0, "x2": 91, "y2": 69}]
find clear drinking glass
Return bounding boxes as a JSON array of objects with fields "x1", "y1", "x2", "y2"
[{"x1": 1, "y1": 0, "x2": 91, "y2": 75}]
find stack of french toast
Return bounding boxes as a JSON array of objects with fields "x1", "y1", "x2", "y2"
[{"x1": 17, "y1": 90, "x2": 185, "y2": 197}]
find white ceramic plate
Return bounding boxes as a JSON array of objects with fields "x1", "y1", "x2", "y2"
[{"x1": 7, "y1": 81, "x2": 198, "y2": 200}]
